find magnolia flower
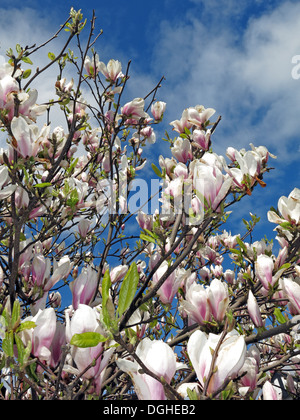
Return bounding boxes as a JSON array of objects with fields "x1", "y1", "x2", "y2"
[
  {"x1": 151, "y1": 101, "x2": 166, "y2": 120},
  {"x1": 44, "y1": 255, "x2": 72, "y2": 292},
  {"x1": 20, "y1": 308, "x2": 57, "y2": 365},
  {"x1": 110, "y1": 264, "x2": 128, "y2": 284},
  {"x1": 99, "y1": 59, "x2": 123, "y2": 82},
  {"x1": 10, "y1": 116, "x2": 49, "y2": 158},
  {"x1": 187, "y1": 330, "x2": 246, "y2": 396},
  {"x1": 180, "y1": 282, "x2": 210, "y2": 326},
  {"x1": 32, "y1": 254, "x2": 51, "y2": 288},
  {"x1": 268, "y1": 188, "x2": 300, "y2": 226},
  {"x1": 69, "y1": 264, "x2": 98, "y2": 309},
  {"x1": 192, "y1": 160, "x2": 232, "y2": 211},
  {"x1": 116, "y1": 338, "x2": 177, "y2": 400},
  {"x1": 171, "y1": 138, "x2": 193, "y2": 163},
  {"x1": 152, "y1": 261, "x2": 181, "y2": 305},
  {"x1": 121, "y1": 98, "x2": 148, "y2": 121},
  {"x1": 238, "y1": 356, "x2": 259, "y2": 393},
  {"x1": 0, "y1": 165, "x2": 16, "y2": 200},
  {"x1": 84, "y1": 53, "x2": 101, "y2": 77},
  {"x1": 255, "y1": 254, "x2": 275, "y2": 290},
  {"x1": 247, "y1": 290, "x2": 264, "y2": 328},
  {"x1": 282, "y1": 278, "x2": 300, "y2": 314},
  {"x1": 187, "y1": 106, "x2": 216, "y2": 128},
  {"x1": 207, "y1": 279, "x2": 229, "y2": 322},
  {"x1": 66, "y1": 304, "x2": 113, "y2": 394},
  {"x1": 262, "y1": 380, "x2": 282, "y2": 400},
  {"x1": 136, "y1": 210, "x2": 153, "y2": 231}
]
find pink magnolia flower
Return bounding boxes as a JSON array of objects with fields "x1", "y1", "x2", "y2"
[
  {"x1": 282, "y1": 278, "x2": 300, "y2": 314},
  {"x1": 66, "y1": 304, "x2": 113, "y2": 394},
  {"x1": 10, "y1": 116, "x2": 49, "y2": 158},
  {"x1": 207, "y1": 279, "x2": 229, "y2": 322},
  {"x1": 84, "y1": 53, "x2": 101, "y2": 77},
  {"x1": 247, "y1": 290, "x2": 264, "y2": 327},
  {"x1": 69, "y1": 264, "x2": 98, "y2": 309},
  {"x1": 32, "y1": 254, "x2": 51, "y2": 288},
  {"x1": 152, "y1": 261, "x2": 181, "y2": 305},
  {"x1": 110, "y1": 264, "x2": 128, "y2": 284},
  {"x1": 187, "y1": 330, "x2": 246, "y2": 396},
  {"x1": 188, "y1": 106, "x2": 216, "y2": 128},
  {"x1": 151, "y1": 101, "x2": 166, "y2": 120},
  {"x1": 170, "y1": 108, "x2": 193, "y2": 134},
  {"x1": 116, "y1": 338, "x2": 177, "y2": 400},
  {"x1": 171, "y1": 138, "x2": 193, "y2": 163},
  {"x1": 268, "y1": 188, "x2": 300, "y2": 226},
  {"x1": 121, "y1": 98, "x2": 148, "y2": 121},
  {"x1": 180, "y1": 282, "x2": 210, "y2": 326},
  {"x1": 20, "y1": 308, "x2": 57, "y2": 365},
  {"x1": 192, "y1": 160, "x2": 232, "y2": 211},
  {"x1": 238, "y1": 356, "x2": 259, "y2": 393},
  {"x1": 262, "y1": 380, "x2": 282, "y2": 400},
  {"x1": 255, "y1": 254, "x2": 275, "y2": 290},
  {"x1": 44, "y1": 255, "x2": 72, "y2": 292},
  {"x1": 136, "y1": 210, "x2": 153, "y2": 231},
  {"x1": 192, "y1": 129, "x2": 211, "y2": 150},
  {"x1": 98, "y1": 59, "x2": 123, "y2": 82}
]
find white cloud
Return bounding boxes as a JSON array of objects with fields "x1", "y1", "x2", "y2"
[{"x1": 152, "y1": 1, "x2": 300, "y2": 161}]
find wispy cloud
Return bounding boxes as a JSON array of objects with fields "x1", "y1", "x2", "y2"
[{"x1": 151, "y1": 0, "x2": 300, "y2": 162}]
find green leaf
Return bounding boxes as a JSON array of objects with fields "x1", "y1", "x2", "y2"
[
  {"x1": 102, "y1": 269, "x2": 113, "y2": 328},
  {"x1": 22, "y1": 69, "x2": 32, "y2": 79},
  {"x1": 70, "y1": 332, "x2": 108, "y2": 348},
  {"x1": 236, "y1": 236, "x2": 248, "y2": 254},
  {"x1": 15, "y1": 334, "x2": 25, "y2": 365},
  {"x1": 17, "y1": 321, "x2": 36, "y2": 333},
  {"x1": 34, "y1": 182, "x2": 52, "y2": 188},
  {"x1": 140, "y1": 233, "x2": 156, "y2": 243},
  {"x1": 151, "y1": 163, "x2": 162, "y2": 178},
  {"x1": 21, "y1": 56, "x2": 33, "y2": 65},
  {"x1": 117, "y1": 262, "x2": 139, "y2": 317},
  {"x1": 12, "y1": 300, "x2": 21, "y2": 328},
  {"x1": 3, "y1": 331, "x2": 14, "y2": 357},
  {"x1": 274, "y1": 308, "x2": 286, "y2": 325},
  {"x1": 48, "y1": 52, "x2": 56, "y2": 61}
]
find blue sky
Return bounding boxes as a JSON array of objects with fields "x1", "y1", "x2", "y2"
[{"x1": 0, "y1": 0, "x2": 299, "y2": 245}]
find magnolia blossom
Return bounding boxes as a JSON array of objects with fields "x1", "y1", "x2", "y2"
[
  {"x1": 187, "y1": 330, "x2": 246, "y2": 396},
  {"x1": 187, "y1": 105, "x2": 216, "y2": 128},
  {"x1": 116, "y1": 338, "x2": 177, "y2": 400},
  {"x1": 151, "y1": 101, "x2": 166, "y2": 120},
  {"x1": 11, "y1": 116, "x2": 50, "y2": 158},
  {"x1": 66, "y1": 304, "x2": 113, "y2": 393},
  {"x1": 136, "y1": 210, "x2": 153, "y2": 231},
  {"x1": 44, "y1": 255, "x2": 72, "y2": 292},
  {"x1": 207, "y1": 279, "x2": 229, "y2": 322},
  {"x1": 20, "y1": 308, "x2": 57, "y2": 365},
  {"x1": 84, "y1": 53, "x2": 101, "y2": 77},
  {"x1": 121, "y1": 98, "x2": 148, "y2": 122},
  {"x1": 181, "y1": 278, "x2": 229, "y2": 325},
  {"x1": 180, "y1": 282, "x2": 210, "y2": 325},
  {"x1": 171, "y1": 138, "x2": 193, "y2": 163},
  {"x1": 247, "y1": 290, "x2": 264, "y2": 327},
  {"x1": 69, "y1": 264, "x2": 98, "y2": 309},
  {"x1": 262, "y1": 380, "x2": 282, "y2": 400},
  {"x1": 268, "y1": 188, "x2": 300, "y2": 226},
  {"x1": 238, "y1": 356, "x2": 259, "y2": 394},
  {"x1": 192, "y1": 160, "x2": 232, "y2": 211},
  {"x1": 0, "y1": 165, "x2": 16, "y2": 200},
  {"x1": 282, "y1": 278, "x2": 300, "y2": 314},
  {"x1": 152, "y1": 261, "x2": 182, "y2": 305},
  {"x1": 255, "y1": 254, "x2": 275, "y2": 290},
  {"x1": 98, "y1": 59, "x2": 123, "y2": 82}
]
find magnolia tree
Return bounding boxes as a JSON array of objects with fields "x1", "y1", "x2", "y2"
[{"x1": 0, "y1": 9, "x2": 299, "y2": 401}]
